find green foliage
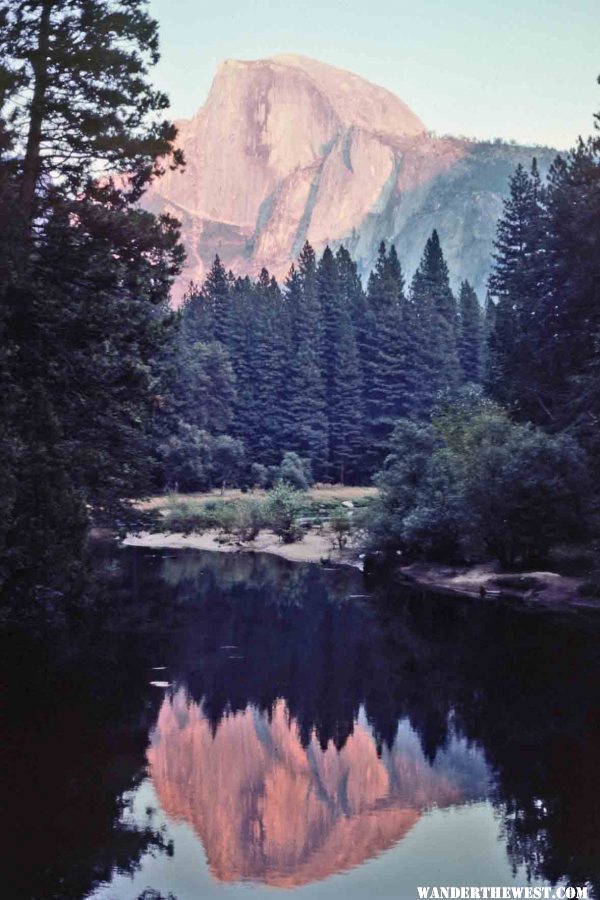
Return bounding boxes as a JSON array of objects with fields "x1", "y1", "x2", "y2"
[
  {"x1": 161, "y1": 495, "x2": 264, "y2": 542},
  {"x1": 157, "y1": 424, "x2": 212, "y2": 493},
  {"x1": 483, "y1": 100, "x2": 600, "y2": 505},
  {"x1": 464, "y1": 420, "x2": 589, "y2": 567},
  {"x1": 364, "y1": 242, "x2": 411, "y2": 465},
  {"x1": 273, "y1": 452, "x2": 313, "y2": 491},
  {"x1": 409, "y1": 229, "x2": 461, "y2": 410},
  {"x1": 485, "y1": 130, "x2": 600, "y2": 451},
  {"x1": 250, "y1": 463, "x2": 269, "y2": 489},
  {"x1": 0, "y1": 0, "x2": 184, "y2": 215},
  {"x1": 160, "y1": 499, "x2": 222, "y2": 536},
  {"x1": 177, "y1": 341, "x2": 236, "y2": 434},
  {"x1": 263, "y1": 483, "x2": 306, "y2": 544},
  {"x1": 328, "y1": 508, "x2": 353, "y2": 551},
  {"x1": 458, "y1": 280, "x2": 483, "y2": 383},
  {"x1": 369, "y1": 391, "x2": 591, "y2": 566},
  {"x1": 282, "y1": 258, "x2": 329, "y2": 477},
  {"x1": 216, "y1": 499, "x2": 265, "y2": 542},
  {"x1": 171, "y1": 223, "x2": 470, "y2": 488},
  {"x1": 485, "y1": 161, "x2": 546, "y2": 413},
  {"x1": 210, "y1": 435, "x2": 246, "y2": 493},
  {"x1": 0, "y1": 0, "x2": 184, "y2": 602}
]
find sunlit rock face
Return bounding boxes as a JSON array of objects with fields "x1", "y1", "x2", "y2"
[
  {"x1": 143, "y1": 54, "x2": 556, "y2": 303},
  {"x1": 147, "y1": 691, "x2": 489, "y2": 887}
]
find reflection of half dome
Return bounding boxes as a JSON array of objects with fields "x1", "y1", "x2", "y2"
[{"x1": 147, "y1": 692, "x2": 485, "y2": 887}]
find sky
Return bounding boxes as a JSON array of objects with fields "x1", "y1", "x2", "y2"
[{"x1": 148, "y1": 0, "x2": 598, "y2": 151}]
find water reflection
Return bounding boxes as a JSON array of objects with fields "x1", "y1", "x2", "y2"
[
  {"x1": 147, "y1": 693, "x2": 488, "y2": 886},
  {"x1": 1, "y1": 546, "x2": 600, "y2": 900}
]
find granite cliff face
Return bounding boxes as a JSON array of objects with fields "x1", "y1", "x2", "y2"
[{"x1": 143, "y1": 54, "x2": 556, "y2": 300}]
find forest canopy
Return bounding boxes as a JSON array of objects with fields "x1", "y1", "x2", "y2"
[
  {"x1": 0, "y1": 0, "x2": 598, "y2": 603},
  {"x1": 0, "y1": 0, "x2": 184, "y2": 600}
]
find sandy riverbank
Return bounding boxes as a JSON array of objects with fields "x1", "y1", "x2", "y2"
[
  {"x1": 122, "y1": 532, "x2": 598, "y2": 612},
  {"x1": 123, "y1": 528, "x2": 360, "y2": 566}
]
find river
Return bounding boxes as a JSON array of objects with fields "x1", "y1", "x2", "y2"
[{"x1": 2, "y1": 546, "x2": 599, "y2": 899}]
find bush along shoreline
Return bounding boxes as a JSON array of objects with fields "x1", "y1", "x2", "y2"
[{"x1": 122, "y1": 420, "x2": 600, "y2": 615}]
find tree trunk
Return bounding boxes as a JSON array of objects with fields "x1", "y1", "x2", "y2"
[{"x1": 19, "y1": 0, "x2": 53, "y2": 222}]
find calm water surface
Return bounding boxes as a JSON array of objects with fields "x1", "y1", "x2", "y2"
[{"x1": 2, "y1": 547, "x2": 600, "y2": 900}]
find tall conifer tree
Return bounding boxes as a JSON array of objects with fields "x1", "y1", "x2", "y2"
[
  {"x1": 0, "y1": 0, "x2": 184, "y2": 596},
  {"x1": 458, "y1": 280, "x2": 483, "y2": 383},
  {"x1": 410, "y1": 230, "x2": 460, "y2": 410},
  {"x1": 486, "y1": 162, "x2": 546, "y2": 412},
  {"x1": 203, "y1": 255, "x2": 232, "y2": 347},
  {"x1": 281, "y1": 264, "x2": 329, "y2": 474},
  {"x1": 363, "y1": 243, "x2": 410, "y2": 461}
]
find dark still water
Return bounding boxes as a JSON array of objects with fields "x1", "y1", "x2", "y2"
[{"x1": 2, "y1": 548, "x2": 600, "y2": 900}]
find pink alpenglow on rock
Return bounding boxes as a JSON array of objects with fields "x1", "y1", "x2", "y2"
[{"x1": 142, "y1": 55, "x2": 556, "y2": 303}]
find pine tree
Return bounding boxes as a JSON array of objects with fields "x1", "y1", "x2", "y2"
[
  {"x1": 410, "y1": 230, "x2": 461, "y2": 410},
  {"x1": 336, "y1": 244, "x2": 370, "y2": 369},
  {"x1": 227, "y1": 275, "x2": 256, "y2": 450},
  {"x1": 0, "y1": 0, "x2": 184, "y2": 598},
  {"x1": 203, "y1": 255, "x2": 232, "y2": 347},
  {"x1": 0, "y1": 0, "x2": 183, "y2": 221},
  {"x1": 458, "y1": 281, "x2": 483, "y2": 383},
  {"x1": 484, "y1": 86, "x2": 600, "y2": 488},
  {"x1": 176, "y1": 342, "x2": 236, "y2": 434},
  {"x1": 329, "y1": 300, "x2": 364, "y2": 483},
  {"x1": 180, "y1": 282, "x2": 213, "y2": 347},
  {"x1": 297, "y1": 241, "x2": 324, "y2": 352},
  {"x1": 486, "y1": 162, "x2": 546, "y2": 413},
  {"x1": 317, "y1": 245, "x2": 340, "y2": 398},
  {"x1": 363, "y1": 243, "x2": 411, "y2": 462},
  {"x1": 538, "y1": 143, "x2": 600, "y2": 418},
  {"x1": 281, "y1": 264, "x2": 329, "y2": 474},
  {"x1": 481, "y1": 291, "x2": 497, "y2": 383},
  {"x1": 250, "y1": 269, "x2": 285, "y2": 466}
]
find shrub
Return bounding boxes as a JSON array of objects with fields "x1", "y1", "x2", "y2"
[
  {"x1": 263, "y1": 483, "x2": 305, "y2": 543},
  {"x1": 368, "y1": 393, "x2": 591, "y2": 566},
  {"x1": 217, "y1": 500, "x2": 265, "y2": 542},
  {"x1": 161, "y1": 500, "x2": 220, "y2": 535},
  {"x1": 329, "y1": 508, "x2": 353, "y2": 551},
  {"x1": 399, "y1": 450, "x2": 471, "y2": 561},
  {"x1": 466, "y1": 426, "x2": 589, "y2": 566}
]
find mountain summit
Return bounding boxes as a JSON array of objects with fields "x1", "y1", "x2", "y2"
[{"x1": 144, "y1": 55, "x2": 555, "y2": 299}]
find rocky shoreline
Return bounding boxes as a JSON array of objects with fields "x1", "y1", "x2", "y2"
[{"x1": 394, "y1": 560, "x2": 600, "y2": 617}]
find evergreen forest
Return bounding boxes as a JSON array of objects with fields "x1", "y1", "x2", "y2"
[
  {"x1": 156, "y1": 233, "x2": 485, "y2": 492},
  {"x1": 0, "y1": 0, "x2": 599, "y2": 603}
]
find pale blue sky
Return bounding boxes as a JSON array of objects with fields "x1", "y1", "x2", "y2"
[{"x1": 148, "y1": 0, "x2": 598, "y2": 150}]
